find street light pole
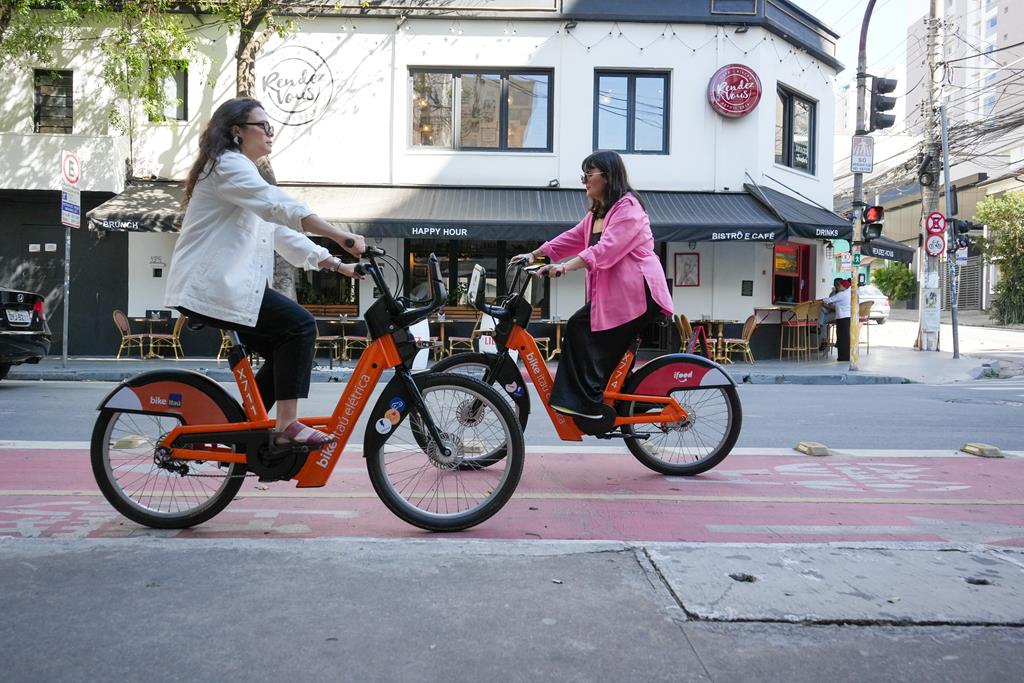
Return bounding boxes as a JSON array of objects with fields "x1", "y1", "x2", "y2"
[{"x1": 849, "y1": 0, "x2": 879, "y2": 371}]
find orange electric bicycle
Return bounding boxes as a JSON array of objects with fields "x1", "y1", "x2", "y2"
[
  {"x1": 431, "y1": 261, "x2": 742, "y2": 475},
  {"x1": 90, "y1": 249, "x2": 524, "y2": 532}
]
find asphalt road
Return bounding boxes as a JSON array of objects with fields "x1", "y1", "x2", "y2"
[{"x1": 3, "y1": 378, "x2": 1022, "y2": 451}]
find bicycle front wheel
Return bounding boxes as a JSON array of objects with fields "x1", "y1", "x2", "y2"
[{"x1": 365, "y1": 372, "x2": 524, "y2": 532}]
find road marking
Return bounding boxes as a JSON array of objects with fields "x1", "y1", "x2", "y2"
[
  {"x1": 1, "y1": 442, "x2": 1021, "y2": 458},
  {"x1": 1, "y1": 490, "x2": 1022, "y2": 506}
]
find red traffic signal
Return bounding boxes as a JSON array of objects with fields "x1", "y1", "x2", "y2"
[{"x1": 864, "y1": 206, "x2": 884, "y2": 223}]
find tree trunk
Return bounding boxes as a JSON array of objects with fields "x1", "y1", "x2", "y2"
[{"x1": 236, "y1": 9, "x2": 298, "y2": 300}]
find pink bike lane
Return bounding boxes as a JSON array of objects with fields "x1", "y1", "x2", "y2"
[{"x1": 2, "y1": 446, "x2": 1022, "y2": 544}]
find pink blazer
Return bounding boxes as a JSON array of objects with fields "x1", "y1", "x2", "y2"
[{"x1": 539, "y1": 194, "x2": 673, "y2": 332}]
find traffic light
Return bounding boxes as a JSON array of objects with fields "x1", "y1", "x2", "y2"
[
  {"x1": 862, "y1": 205, "x2": 884, "y2": 242},
  {"x1": 870, "y1": 76, "x2": 898, "y2": 132},
  {"x1": 952, "y1": 219, "x2": 981, "y2": 250}
]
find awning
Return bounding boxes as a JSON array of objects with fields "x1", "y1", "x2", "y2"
[
  {"x1": 862, "y1": 236, "x2": 915, "y2": 264},
  {"x1": 86, "y1": 182, "x2": 182, "y2": 232},
  {"x1": 746, "y1": 184, "x2": 853, "y2": 241},
  {"x1": 87, "y1": 182, "x2": 799, "y2": 243}
]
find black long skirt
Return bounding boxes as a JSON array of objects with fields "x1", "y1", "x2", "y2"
[
  {"x1": 548, "y1": 283, "x2": 661, "y2": 416},
  {"x1": 835, "y1": 316, "x2": 851, "y2": 362}
]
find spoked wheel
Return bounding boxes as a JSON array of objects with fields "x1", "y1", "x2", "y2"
[
  {"x1": 430, "y1": 352, "x2": 528, "y2": 468},
  {"x1": 91, "y1": 410, "x2": 247, "y2": 529},
  {"x1": 366, "y1": 373, "x2": 524, "y2": 532},
  {"x1": 620, "y1": 385, "x2": 742, "y2": 476}
]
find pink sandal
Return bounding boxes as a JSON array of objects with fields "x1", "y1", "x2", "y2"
[{"x1": 276, "y1": 421, "x2": 335, "y2": 447}]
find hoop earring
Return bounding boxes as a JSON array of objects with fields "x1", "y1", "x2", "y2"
[{"x1": 233, "y1": 135, "x2": 241, "y2": 147}]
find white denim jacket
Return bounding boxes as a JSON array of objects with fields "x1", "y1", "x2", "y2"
[{"x1": 164, "y1": 150, "x2": 329, "y2": 327}]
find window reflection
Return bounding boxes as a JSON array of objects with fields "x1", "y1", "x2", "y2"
[
  {"x1": 460, "y1": 73, "x2": 501, "y2": 148},
  {"x1": 596, "y1": 72, "x2": 668, "y2": 154},
  {"x1": 597, "y1": 75, "x2": 629, "y2": 150},
  {"x1": 775, "y1": 87, "x2": 815, "y2": 174},
  {"x1": 634, "y1": 77, "x2": 665, "y2": 151},
  {"x1": 507, "y1": 74, "x2": 549, "y2": 148},
  {"x1": 792, "y1": 99, "x2": 811, "y2": 171},
  {"x1": 411, "y1": 73, "x2": 452, "y2": 146}
]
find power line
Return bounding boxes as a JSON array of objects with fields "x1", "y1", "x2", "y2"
[{"x1": 942, "y1": 39, "x2": 1024, "y2": 66}]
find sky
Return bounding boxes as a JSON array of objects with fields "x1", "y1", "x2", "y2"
[{"x1": 788, "y1": 0, "x2": 931, "y2": 85}]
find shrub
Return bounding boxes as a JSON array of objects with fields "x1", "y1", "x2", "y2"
[{"x1": 872, "y1": 262, "x2": 916, "y2": 302}]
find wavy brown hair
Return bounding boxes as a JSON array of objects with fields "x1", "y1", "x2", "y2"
[
  {"x1": 181, "y1": 97, "x2": 264, "y2": 206},
  {"x1": 582, "y1": 149, "x2": 645, "y2": 218}
]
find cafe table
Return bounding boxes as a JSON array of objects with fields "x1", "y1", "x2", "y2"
[
  {"x1": 692, "y1": 318, "x2": 739, "y2": 364},
  {"x1": 129, "y1": 316, "x2": 170, "y2": 358},
  {"x1": 539, "y1": 317, "x2": 566, "y2": 361},
  {"x1": 428, "y1": 315, "x2": 456, "y2": 356}
]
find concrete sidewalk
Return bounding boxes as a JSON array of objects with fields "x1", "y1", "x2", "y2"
[{"x1": 9, "y1": 319, "x2": 1023, "y2": 385}]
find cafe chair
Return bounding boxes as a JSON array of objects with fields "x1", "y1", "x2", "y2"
[
  {"x1": 446, "y1": 313, "x2": 481, "y2": 357},
  {"x1": 529, "y1": 324, "x2": 550, "y2": 359},
  {"x1": 779, "y1": 301, "x2": 814, "y2": 361},
  {"x1": 148, "y1": 315, "x2": 187, "y2": 359},
  {"x1": 805, "y1": 300, "x2": 824, "y2": 358},
  {"x1": 112, "y1": 309, "x2": 147, "y2": 359},
  {"x1": 341, "y1": 326, "x2": 371, "y2": 361},
  {"x1": 216, "y1": 329, "x2": 232, "y2": 362},
  {"x1": 674, "y1": 313, "x2": 714, "y2": 359},
  {"x1": 858, "y1": 300, "x2": 874, "y2": 354},
  {"x1": 721, "y1": 315, "x2": 758, "y2": 364}
]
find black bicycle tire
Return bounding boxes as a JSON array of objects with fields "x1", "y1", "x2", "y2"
[
  {"x1": 365, "y1": 372, "x2": 524, "y2": 531},
  {"x1": 620, "y1": 385, "x2": 742, "y2": 476}
]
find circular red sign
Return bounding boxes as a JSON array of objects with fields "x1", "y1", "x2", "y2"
[{"x1": 707, "y1": 64, "x2": 762, "y2": 118}]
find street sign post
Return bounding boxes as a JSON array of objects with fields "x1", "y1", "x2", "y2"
[
  {"x1": 59, "y1": 151, "x2": 81, "y2": 368},
  {"x1": 850, "y1": 135, "x2": 874, "y2": 173}
]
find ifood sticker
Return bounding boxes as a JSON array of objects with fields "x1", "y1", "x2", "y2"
[
  {"x1": 384, "y1": 408, "x2": 402, "y2": 425},
  {"x1": 375, "y1": 417, "x2": 392, "y2": 435},
  {"x1": 389, "y1": 397, "x2": 405, "y2": 412}
]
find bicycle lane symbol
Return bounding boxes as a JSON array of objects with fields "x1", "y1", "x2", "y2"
[{"x1": 669, "y1": 461, "x2": 970, "y2": 493}]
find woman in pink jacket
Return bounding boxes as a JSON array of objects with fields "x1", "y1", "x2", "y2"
[{"x1": 513, "y1": 151, "x2": 673, "y2": 421}]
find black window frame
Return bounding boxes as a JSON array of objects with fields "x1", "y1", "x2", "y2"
[
  {"x1": 775, "y1": 85, "x2": 817, "y2": 175},
  {"x1": 148, "y1": 61, "x2": 189, "y2": 123},
  {"x1": 33, "y1": 69, "x2": 74, "y2": 134},
  {"x1": 593, "y1": 69, "x2": 671, "y2": 155},
  {"x1": 409, "y1": 67, "x2": 554, "y2": 152}
]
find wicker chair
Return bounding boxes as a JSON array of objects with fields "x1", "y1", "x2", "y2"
[
  {"x1": 858, "y1": 300, "x2": 874, "y2": 354},
  {"x1": 148, "y1": 315, "x2": 187, "y2": 359},
  {"x1": 446, "y1": 314, "x2": 481, "y2": 357},
  {"x1": 721, "y1": 315, "x2": 758, "y2": 364},
  {"x1": 112, "y1": 309, "x2": 147, "y2": 359},
  {"x1": 779, "y1": 301, "x2": 814, "y2": 361}
]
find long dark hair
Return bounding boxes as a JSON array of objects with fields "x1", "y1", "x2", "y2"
[
  {"x1": 582, "y1": 150, "x2": 645, "y2": 218},
  {"x1": 182, "y1": 97, "x2": 264, "y2": 206}
]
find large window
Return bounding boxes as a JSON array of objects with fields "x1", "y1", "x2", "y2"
[
  {"x1": 406, "y1": 239, "x2": 547, "y2": 311},
  {"x1": 594, "y1": 71, "x2": 669, "y2": 154},
  {"x1": 149, "y1": 62, "x2": 188, "y2": 122},
  {"x1": 410, "y1": 69, "x2": 552, "y2": 151},
  {"x1": 775, "y1": 87, "x2": 816, "y2": 174},
  {"x1": 34, "y1": 69, "x2": 73, "y2": 134}
]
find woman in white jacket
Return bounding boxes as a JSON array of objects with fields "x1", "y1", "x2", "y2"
[{"x1": 166, "y1": 97, "x2": 363, "y2": 446}]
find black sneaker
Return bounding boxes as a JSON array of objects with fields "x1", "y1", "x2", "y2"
[{"x1": 549, "y1": 403, "x2": 603, "y2": 421}]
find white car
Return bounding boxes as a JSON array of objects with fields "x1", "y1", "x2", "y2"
[{"x1": 857, "y1": 284, "x2": 890, "y2": 324}]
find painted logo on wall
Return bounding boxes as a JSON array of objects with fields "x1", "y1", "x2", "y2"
[
  {"x1": 258, "y1": 45, "x2": 334, "y2": 126},
  {"x1": 707, "y1": 64, "x2": 762, "y2": 118}
]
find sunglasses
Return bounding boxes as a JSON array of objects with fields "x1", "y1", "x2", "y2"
[
  {"x1": 580, "y1": 170, "x2": 604, "y2": 184},
  {"x1": 239, "y1": 121, "x2": 275, "y2": 137}
]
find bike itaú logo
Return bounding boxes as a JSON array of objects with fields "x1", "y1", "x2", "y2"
[
  {"x1": 317, "y1": 371, "x2": 373, "y2": 468},
  {"x1": 524, "y1": 349, "x2": 567, "y2": 425}
]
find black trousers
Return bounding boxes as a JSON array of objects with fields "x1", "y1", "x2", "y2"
[
  {"x1": 549, "y1": 284, "x2": 661, "y2": 416},
  {"x1": 178, "y1": 287, "x2": 317, "y2": 409},
  {"x1": 835, "y1": 316, "x2": 851, "y2": 362}
]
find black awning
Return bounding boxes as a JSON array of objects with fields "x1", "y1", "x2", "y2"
[
  {"x1": 87, "y1": 182, "x2": 183, "y2": 232},
  {"x1": 85, "y1": 182, "x2": 788, "y2": 242},
  {"x1": 862, "y1": 236, "x2": 915, "y2": 264},
  {"x1": 747, "y1": 184, "x2": 853, "y2": 241}
]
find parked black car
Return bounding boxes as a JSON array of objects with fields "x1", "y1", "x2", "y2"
[{"x1": 0, "y1": 289, "x2": 51, "y2": 380}]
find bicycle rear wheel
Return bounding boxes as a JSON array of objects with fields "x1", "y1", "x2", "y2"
[
  {"x1": 620, "y1": 385, "x2": 742, "y2": 476},
  {"x1": 91, "y1": 380, "x2": 247, "y2": 529},
  {"x1": 365, "y1": 372, "x2": 524, "y2": 531}
]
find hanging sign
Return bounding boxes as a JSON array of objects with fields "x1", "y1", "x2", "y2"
[{"x1": 707, "y1": 64, "x2": 762, "y2": 118}]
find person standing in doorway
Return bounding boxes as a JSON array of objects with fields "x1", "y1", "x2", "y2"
[
  {"x1": 511, "y1": 150, "x2": 673, "y2": 420},
  {"x1": 165, "y1": 96, "x2": 365, "y2": 446}
]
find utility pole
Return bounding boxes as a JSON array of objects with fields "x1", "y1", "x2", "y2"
[
  {"x1": 917, "y1": 0, "x2": 942, "y2": 351},
  {"x1": 939, "y1": 103, "x2": 960, "y2": 358}
]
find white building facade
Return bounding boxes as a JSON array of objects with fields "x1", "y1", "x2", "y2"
[{"x1": 0, "y1": 0, "x2": 846, "y2": 356}]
